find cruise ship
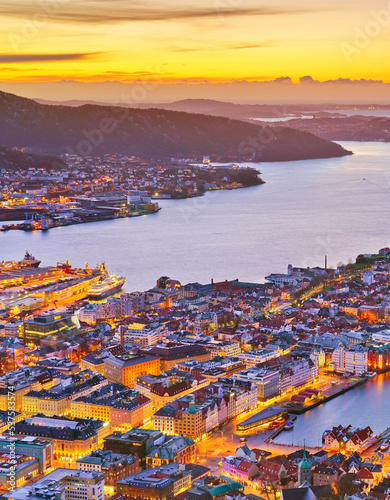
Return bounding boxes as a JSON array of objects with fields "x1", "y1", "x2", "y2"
[{"x1": 88, "y1": 273, "x2": 125, "y2": 299}]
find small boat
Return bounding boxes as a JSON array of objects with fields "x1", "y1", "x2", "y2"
[
  {"x1": 285, "y1": 421, "x2": 294, "y2": 431},
  {"x1": 366, "y1": 372, "x2": 376, "y2": 378},
  {"x1": 380, "y1": 440, "x2": 389, "y2": 451},
  {"x1": 239, "y1": 437, "x2": 247, "y2": 442}
]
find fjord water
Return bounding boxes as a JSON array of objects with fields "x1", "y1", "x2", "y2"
[
  {"x1": 272, "y1": 373, "x2": 390, "y2": 447},
  {"x1": 1, "y1": 141, "x2": 389, "y2": 292}
]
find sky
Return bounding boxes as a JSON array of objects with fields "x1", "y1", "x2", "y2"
[{"x1": 1, "y1": 0, "x2": 390, "y2": 103}]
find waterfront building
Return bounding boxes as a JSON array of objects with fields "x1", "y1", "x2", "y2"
[
  {"x1": 116, "y1": 462, "x2": 192, "y2": 500},
  {"x1": 236, "y1": 406, "x2": 288, "y2": 434},
  {"x1": 331, "y1": 344, "x2": 368, "y2": 375},
  {"x1": 3, "y1": 468, "x2": 105, "y2": 500},
  {"x1": 368, "y1": 344, "x2": 390, "y2": 371},
  {"x1": 104, "y1": 353, "x2": 161, "y2": 388}
]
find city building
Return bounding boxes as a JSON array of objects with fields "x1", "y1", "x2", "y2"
[
  {"x1": 146, "y1": 434, "x2": 196, "y2": 468},
  {"x1": 331, "y1": 344, "x2": 368, "y2": 375},
  {"x1": 134, "y1": 369, "x2": 209, "y2": 411},
  {"x1": 3, "y1": 468, "x2": 104, "y2": 500},
  {"x1": 22, "y1": 370, "x2": 108, "y2": 417},
  {"x1": 104, "y1": 428, "x2": 163, "y2": 466},
  {"x1": 23, "y1": 312, "x2": 81, "y2": 344},
  {"x1": 0, "y1": 436, "x2": 53, "y2": 474},
  {"x1": 140, "y1": 343, "x2": 211, "y2": 371},
  {"x1": 116, "y1": 462, "x2": 192, "y2": 500},
  {"x1": 233, "y1": 368, "x2": 281, "y2": 401},
  {"x1": 76, "y1": 448, "x2": 139, "y2": 495},
  {"x1": 6, "y1": 415, "x2": 111, "y2": 468},
  {"x1": 70, "y1": 383, "x2": 153, "y2": 430},
  {"x1": 104, "y1": 353, "x2": 161, "y2": 388}
]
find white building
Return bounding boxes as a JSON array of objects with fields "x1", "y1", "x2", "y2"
[
  {"x1": 239, "y1": 349, "x2": 280, "y2": 368},
  {"x1": 233, "y1": 367, "x2": 280, "y2": 401},
  {"x1": 78, "y1": 296, "x2": 133, "y2": 325},
  {"x1": 331, "y1": 344, "x2": 368, "y2": 375},
  {"x1": 362, "y1": 271, "x2": 374, "y2": 286}
]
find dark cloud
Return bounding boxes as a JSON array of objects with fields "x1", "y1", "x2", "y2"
[
  {"x1": 0, "y1": 2, "x2": 320, "y2": 25},
  {"x1": 273, "y1": 76, "x2": 292, "y2": 83},
  {"x1": 0, "y1": 53, "x2": 102, "y2": 63},
  {"x1": 300, "y1": 76, "x2": 384, "y2": 85}
]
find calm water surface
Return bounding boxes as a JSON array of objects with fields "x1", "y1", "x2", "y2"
[
  {"x1": 272, "y1": 373, "x2": 390, "y2": 447},
  {"x1": 1, "y1": 141, "x2": 389, "y2": 292}
]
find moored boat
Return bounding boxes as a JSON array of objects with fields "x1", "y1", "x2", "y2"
[
  {"x1": 18, "y1": 251, "x2": 41, "y2": 268},
  {"x1": 285, "y1": 420, "x2": 294, "y2": 431},
  {"x1": 380, "y1": 440, "x2": 389, "y2": 451},
  {"x1": 88, "y1": 273, "x2": 125, "y2": 299}
]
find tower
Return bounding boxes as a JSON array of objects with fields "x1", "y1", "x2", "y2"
[{"x1": 298, "y1": 443, "x2": 312, "y2": 486}]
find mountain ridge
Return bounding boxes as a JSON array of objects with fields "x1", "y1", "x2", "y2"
[{"x1": 0, "y1": 90, "x2": 351, "y2": 161}]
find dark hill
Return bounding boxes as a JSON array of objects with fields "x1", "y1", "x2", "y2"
[
  {"x1": 0, "y1": 91, "x2": 351, "y2": 160},
  {"x1": 0, "y1": 146, "x2": 66, "y2": 171}
]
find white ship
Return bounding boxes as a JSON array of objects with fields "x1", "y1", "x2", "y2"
[{"x1": 88, "y1": 273, "x2": 125, "y2": 299}]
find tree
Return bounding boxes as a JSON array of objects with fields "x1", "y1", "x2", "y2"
[{"x1": 335, "y1": 473, "x2": 359, "y2": 500}]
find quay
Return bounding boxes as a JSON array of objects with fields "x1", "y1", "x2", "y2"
[{"x1": 288, "y1": 376, "x2": 367, "y2": 415}]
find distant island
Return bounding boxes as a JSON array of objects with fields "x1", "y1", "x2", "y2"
[{"x1": 0, "y1": 90, "x2": 351, "y2": 161}]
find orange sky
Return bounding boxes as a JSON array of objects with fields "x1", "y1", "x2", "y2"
[{"x1": 1, "y1": 0, "x2": 390, "y2": 102}]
